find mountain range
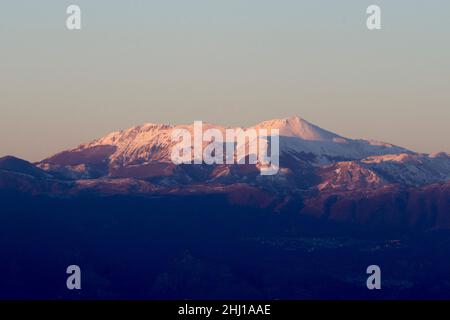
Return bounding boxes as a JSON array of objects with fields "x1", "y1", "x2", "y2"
[
  {"x1": 1, "y1": 116, "x2": 450, "y2": 230},
  {"x1": 2, "y1": 116, "x2": 450, "y2": 299}
]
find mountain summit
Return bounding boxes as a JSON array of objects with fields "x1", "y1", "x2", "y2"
[{"x1": 252, "y1": 116, "x2": 342, "y2": 141}]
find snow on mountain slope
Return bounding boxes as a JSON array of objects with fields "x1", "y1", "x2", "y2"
[
  {"x1": 362, "y1": 153, "x2": 450, "y2": 186},
  {"x1": 317, "y1": 161, "x2": 388, "y2": 191},
  {"x1": 252, "y1": 116, "x2": 410, "y2": 163},
  {"x1": 85, "y1": 124, "x2": 177, "y2": 165},
  {"x1": 40, "y1": 116, "x2": 410, "y2": 167},
  {"x1": 36, "y1": 116, "x2": 449, "y2": 188},
  {"x1": 316, "y1": 152, "x2": 450, "y2": 191},
  {"x1": 252, "y1": 116, "x2": 343, "y2": 141}
]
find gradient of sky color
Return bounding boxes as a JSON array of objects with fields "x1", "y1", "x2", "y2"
[{"x1": 1, "y1": 0, "x2": 449, "y2": 161}]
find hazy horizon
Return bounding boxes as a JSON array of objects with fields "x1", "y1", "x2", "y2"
[{"x1": 1, "y1": 0, "x2": 449, "y2": 161}]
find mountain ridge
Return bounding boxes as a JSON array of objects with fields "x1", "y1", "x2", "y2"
[
  {"x1": 31, "y1": 116, "x2": 449, "y2": 187},
  {"x1": 1, "y1": 116, "x2": 449, "y2": 231},
  {"x1": 38, "y1": 116, "x2": 412, "y2": 168}
]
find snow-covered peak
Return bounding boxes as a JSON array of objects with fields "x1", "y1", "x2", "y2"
[
  {"x1": 251, "y1": 116, "x2": 344, "y2": 141},
  {"x1": 94, "y1": 123, "x2": 173, "y2": 146}
]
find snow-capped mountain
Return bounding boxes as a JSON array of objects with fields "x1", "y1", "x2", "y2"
[
  {"x1": 36, "y1": 116, "x2": 413, "y2": 176},
  {"x1": 31, "y1": 116, "x2": 450, "y2": 190}
]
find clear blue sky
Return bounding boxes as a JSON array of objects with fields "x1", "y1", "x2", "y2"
[{"x1": 1, "y1": 1, "x2": 449, "y2": 161}]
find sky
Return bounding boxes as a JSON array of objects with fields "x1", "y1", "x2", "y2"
[{"x1": 0, "y1": 0, "x2": 449, "y2": 161}]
